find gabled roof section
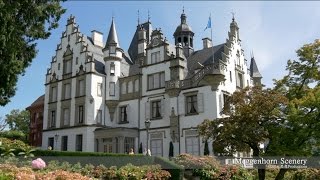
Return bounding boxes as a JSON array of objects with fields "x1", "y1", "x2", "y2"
[
  {"x1": 128, "y1": 21, "x2": 152, "y2": 63},
  {"x1": 26, "y1": 94, "x2": 45, "y2": 110},
  {"x1": 187, "y1": 43, "x2": 225, "y2": 71},
  {"x1": 105, "y1": 18, "x2": 120, "y2": 48},
  {"x1": 250, "y1": 57, "x2": 262, "y2": 78}
]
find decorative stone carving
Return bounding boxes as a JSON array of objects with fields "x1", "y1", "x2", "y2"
[{"x1": 105, "y1": 100, "x2": 119, "y2": 122}]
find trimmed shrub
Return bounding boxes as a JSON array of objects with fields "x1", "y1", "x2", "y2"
[{"x1": 154, "y1": 156, "x2": 184, "y2": 180}]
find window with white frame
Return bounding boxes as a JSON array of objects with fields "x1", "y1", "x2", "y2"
[
  {"x1": 61, "y1": 136, "x2": 68, "y2": 151},
  {"x1": 50, "y1": 110, "x2": 56, "y2": 128},
  {"x1": 151, "y1": 100, "x2": 161, "y2": 119},
  {"x1": 147, "y1": 72, "x2": 165, "y2": 90},
  {"x1": 119, "y1": 106, "x2": 128, "y2": 123},
  {"x1": 78, "y1": 105, "x2": 84, "y2": 124},
  {"x1": 124, "y1": 137, "x2": 134, "y2": 154},
  {"x1": 185, "y1": 136, "x2": 199, "y2": 155},
  {"x1": 110, "y1": 62, "x2": 115, "y2": 76},
  {"x1": 109, "y1": 82, "x2": 115, "y2": 96},
  {"x1": 63, "y1": 59, "x2": 72, "y2": 74},
  {"x1": 51, "y1": 86, "x2": 57, "y2": 102},
  {"x1": 97, "y1": 110, "x2": 102, "y2": 124},
  {"x1": 76, "y1": 134, "x2": 83, "y2": 151},
  {"x1": 186, "y1": 95, "x2": 198, "y2": 114},
  {"x1": 64, "y1": 83, "x2": 71, "y2": 99},
  {"x1": 97, "y1": 83, "x2": 102, "y2": 96},
  {"x1": 63, "y1": 108, "x2": 70, "y2": 126},
  {"x1": 78, "y1": 79, "x2": 85, "y2": 96},
  {"x1": 151, "y1": 51, "x2": 160, "y2": 64}
]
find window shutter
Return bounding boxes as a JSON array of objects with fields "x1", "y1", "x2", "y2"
[
  {"x1": 197, "y1": 93, "x2": 204, "y2": 113},
  {"x1": 145, "y1": 101, "x2": 150, "y2": 119},
  {"x1": 178, "y1": 96, "x2": 185, "y2": 115},
  {"x1": 160, "y1": 99, "x2": 165, "y2": 117}
]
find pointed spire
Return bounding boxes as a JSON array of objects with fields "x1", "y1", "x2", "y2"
[
  {"x1": 105, "y1": 17, "x2": 120, "y2": 48},
  {"x1": 148, "y1": 10, "x2": 150, "y2": 22},
  {"x1": 250, "y1": 55, "x2": 262, "y2": 78}
]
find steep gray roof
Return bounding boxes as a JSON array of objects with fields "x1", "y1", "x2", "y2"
[
  {"x1": 250, "y1": 57, "x2": 262, "y2": 78},
  {"x1": 129, "y1": 64, "x2": 141, "y2": 76},
  {"x1": 128, "y1": 22, "x2": 152, "y2": 63},
  {"x1": 105, "y1": 18, "x2": 120, "y2": 48},
  {"x1": 187, "y1": 43, "x2": 225, "y2": 71},
  {"x1": 94, "y1": 59, "x2": 105, "y2": 75}
]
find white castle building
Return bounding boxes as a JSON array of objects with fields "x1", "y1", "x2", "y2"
[{"x1": 42, "y1": 11, "x2": 262, "y2": 157}]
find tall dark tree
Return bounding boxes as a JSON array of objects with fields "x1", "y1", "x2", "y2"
[
  {"x1": 0, "y1": 0, "x2": 65, "y2": 106},
  {"x1": 138, "y1": 142, "x2": 143, "y2": 154},
  {"x1": 169, "y1": 141, "x2": 174, "y2": 159},
  {"x1": 204, "y1": 140, "x2": 209, "y2": 155}
]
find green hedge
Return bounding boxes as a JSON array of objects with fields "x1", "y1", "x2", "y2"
[{"x1": 154, "y1": 156, "x2": 184, "y2": 180}]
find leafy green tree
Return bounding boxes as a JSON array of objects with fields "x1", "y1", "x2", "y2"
[
  {"x1": 0, "y1": 0, "x2": 65, "y2": 106},
  {"x1": 198, "y1": 86, "x2": 288, "y2": 180},
  {"x1": 271, "y1": 39, "x2": 320, "y2": 179},
  {"x1": 5, "y1": 109, "x2": 30, "y2": 135}
]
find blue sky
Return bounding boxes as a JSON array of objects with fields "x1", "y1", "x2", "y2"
[{"x1": 1, "y1": 1, "x2": 320, "y2": 118}]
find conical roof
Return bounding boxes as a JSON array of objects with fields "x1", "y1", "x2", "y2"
[
  {"x1": 250, "y1": 57, "x2": 262, "y2": 78},
  {"x1": 105, "y1": 18, "x2": 120, "y2": 48}
]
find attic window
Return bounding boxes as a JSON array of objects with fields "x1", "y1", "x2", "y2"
[{"x1": 110, "y1": 62, "x2": 115, "y2": 76}]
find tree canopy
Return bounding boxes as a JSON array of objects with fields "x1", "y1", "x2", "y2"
[
  {"x1": 0, "y1": 0, "x2": 65, "y2": 106},
  {"x1": 5, "y1": 109, "x2": 30, "y2": 135}
]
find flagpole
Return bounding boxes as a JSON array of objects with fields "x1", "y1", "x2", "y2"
[{"x1": 210, "y1": 13, "x2": 214, "y2": 64}]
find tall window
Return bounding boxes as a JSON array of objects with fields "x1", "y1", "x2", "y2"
[
  {"x1": 48, "y1": 137, "x2": 54, "y2": 150},
  {"x1": 124, "y1": 137, "x2": 134, "y2": 154},
  {"x1": 51, "y1": 87, "x2": 57, "y2": 102},
  {"x1": 97, "y1": 83, "x2": 102, "y2": 96},
  {"x1": 128, "y1": 81, "x2": 133, "y2": 93},
  {"x1": 50, "y1": 110, "x2": 56, "y2": 128},
  {"x1": 63, "y1": 59, "x2": 72, "y2": 74},
  {"x1": 151, "y1": 139, "x2": 163, "y2": 156},
  {"x1": 151, "y1": 100, "x2": 161, "y2": 119},
  {"x1": 186, "y1": 95, "x2": 198, "y2": 114},
  {"x1": 78, "y1": 105, "x2": 84, "y2": 123},
  {"x1": 97, "y1": 110, "x2": 102, "y2": 124},
  {"x1": 63, "y1": 108, "x2": 70, "y2": 126},
  {"x1": 134, "y1": 79, "x2": 139, "y2": 92},
  {"x1": 110, "y1": 63, "x2": 115, "y2": 76},
  {"x1": 64, "y1": 83, "x2": 71, "y2": 99},
  {"x1": 237, "y1": 73, "x2": 244, "y2": 88},
  {"x1": 109, "y1": 46, "x2": 116, "y2": 54},
  {"x1": 109, "y1": 82, "x2": 115, "y2": 96},
  {"x1": 151, "y1": 51, "x2": 160, "y2": 64},
  {"x1": 76, "y1": 134, "x2": 83, "y2": 151},
  {"x1": 121, "y1": 82, "x2": 126, "y2": 94},
  {"x1": 119, "y1": 106, "x2": 127, "y2": 123},
  {"x1": 61, "y1": 136, "x2": 68, "y2": 151},
  {"x1": 148, "y1": 72, "x2": 165, "y2": 90},
  {"x1": 185, "y1": 136, "x2": 199, "y2": 155},
  {"x1": 79, "y1": 79, "x2": 85, "y2": 96}
]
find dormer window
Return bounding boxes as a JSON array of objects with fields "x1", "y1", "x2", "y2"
[{"x1": 110, "y1": 62, "x2": 115, "y2": 76}]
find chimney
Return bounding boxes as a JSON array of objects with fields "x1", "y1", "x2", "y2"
[
  {"x1": 91, "y1": 30, "x2": 103, "y2": 47},
  {"x1": 202, "y1": 37, "x2": 212, "y2": 49}
]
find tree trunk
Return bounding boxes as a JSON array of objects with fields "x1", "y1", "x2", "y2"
[
  {"x1": 252, "y1": 147, "x2": 265, "y2": 180},
  {"x1": 275, "y1": 168, "x2": 288, "y2": 180}
]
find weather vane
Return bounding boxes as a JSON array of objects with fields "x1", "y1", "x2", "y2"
[{"x1": 231, "y1": 11, "x2": 235, "y2": 21}]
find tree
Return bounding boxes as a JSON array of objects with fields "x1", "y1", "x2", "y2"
[
  {"x1": 169, "y1": 141, "x2": 174, "y2": 159},
  {"x1": 198, "y1": 86, "x2": 288, "y2": 180},
  {"x1": 0, "y1": 0, "x2": 65, "y2": 106},
  {"x1": 271, "y1": 39, "x2": 320, "y2": 179},
  {"x1": 5, "y1": 109, "x2": 30, "y2": 135},
  {"x1": 138, "y1": 142, "x2": 143, "y2": 154},
  {"x1": 204, "y1": 140, "x2": 209, "y2": 155}
]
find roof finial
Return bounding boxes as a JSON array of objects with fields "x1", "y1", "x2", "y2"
[
  {"x1": 231, "y1": 11, "x2": 235, "y2": 22},
  {"x1": 137, "y1": 10, "x2": 140, "y2": 25},
  {"x1": 148, "y1": 10, "x2": 150, "y2": 22},
  {"x1": 183, "y1": 6, "x2": 185, "y2": 14},
  {"x1": 112, "y1": 11, "x2": 115, "y2": 21}
]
